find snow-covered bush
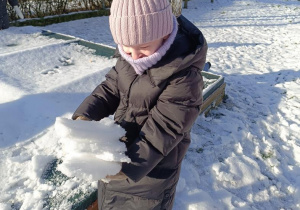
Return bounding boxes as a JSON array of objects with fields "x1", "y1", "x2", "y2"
[{"x1": 8, "y1": 0, "x2": 112, "y2": 20}]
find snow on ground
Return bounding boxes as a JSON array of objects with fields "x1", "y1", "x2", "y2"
[{"x1": 1, "y1": 0, "x2": 300, "y2": 209}]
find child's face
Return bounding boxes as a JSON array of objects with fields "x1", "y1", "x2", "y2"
[{"x1": 122, "y1": 37, "x2": 165, "y2": 60}]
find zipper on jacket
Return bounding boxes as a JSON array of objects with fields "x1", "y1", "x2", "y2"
[
  {"x1": 147, "y1": 70, "x2": 156, "y2": 87},
  {"x1": 118, "y1": 75, "x2": 139, "y2": 123}
]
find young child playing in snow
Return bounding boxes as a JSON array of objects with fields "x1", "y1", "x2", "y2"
[{"x1": 73, "y1": 0, "x2": 207, "y2": 209}]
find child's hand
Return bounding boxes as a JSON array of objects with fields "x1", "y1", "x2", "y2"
[
  {"x1": 75, "y1": 115, "x2": 91, "y2": 121},
  {"x1": 105, "y1": 171, "x2": 127, "y2": 181}
]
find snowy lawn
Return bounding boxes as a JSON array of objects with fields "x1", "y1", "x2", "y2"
[{"x1": 1, "y1": 0, "x2": 300, "y2": 209}]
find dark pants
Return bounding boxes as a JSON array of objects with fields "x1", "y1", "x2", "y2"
[
  {"x1": 97, "y1": 168, "x2": 181, "y2": 210},
  {"x1": 0, "y1": 15, "x2": 10, "y2": 30}
]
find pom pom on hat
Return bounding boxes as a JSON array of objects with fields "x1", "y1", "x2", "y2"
[{"x1": 109, "y1": 0, "x2": 174, "y2": 46}]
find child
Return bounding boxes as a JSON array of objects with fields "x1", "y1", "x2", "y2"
[{"x1": 73, "y1": 0, "x2": 208, "y2": 209}]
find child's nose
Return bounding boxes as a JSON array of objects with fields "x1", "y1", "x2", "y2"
[{"x1": 130, "y1": 49, "x2": 143, "y2": 60}]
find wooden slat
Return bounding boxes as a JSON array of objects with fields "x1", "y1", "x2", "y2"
[{"x1": 200, "y1": 83, "x2": 226, "y2": 115}]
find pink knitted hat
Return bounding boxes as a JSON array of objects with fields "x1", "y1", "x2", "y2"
[{"x1": 109, "y1": 0, "x2": 174, "y2": 46}]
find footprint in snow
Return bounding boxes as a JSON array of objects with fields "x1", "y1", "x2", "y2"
[
  {"x1": 59, "y1": 56, "x2": 74, "y2": 66},
  {"x1": 6, "y1": 43, "x2": 19, "y2": 47},
  {"x1": 41, "y1": 66, "x2": 60, "y2": 75}
]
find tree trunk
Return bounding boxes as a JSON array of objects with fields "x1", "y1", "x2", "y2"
[
  {"x1": 170, "y1": 0, "x2": 182, "y2": 17},
  {"x1": 184, "y1": 0, "x2": 188, "y2": 9}
]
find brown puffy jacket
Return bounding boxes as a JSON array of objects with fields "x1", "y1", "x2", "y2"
[{"x1": 73, "y1": 15, "x2": 207, "y2": 210}]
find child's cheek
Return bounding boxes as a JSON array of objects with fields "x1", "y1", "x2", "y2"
[{"x1": 143, "y1": 49, "x2": 155, "y2": 57}]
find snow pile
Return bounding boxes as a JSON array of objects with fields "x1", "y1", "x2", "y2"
[{"x1": 55, "y1": 117, "x2": 129, "y2": 181}]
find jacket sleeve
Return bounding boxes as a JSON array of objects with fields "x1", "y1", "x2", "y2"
[
  {"x1": 72, "y1": 67, "x2": 120, "y2": 121},
  {"x1": 8, "y1": 0, "x2": 19, "y2": 7},
  {"x1": 122, "y1": 67, "x2": 204, "y2": 182}
]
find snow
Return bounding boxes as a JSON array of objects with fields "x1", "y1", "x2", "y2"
[
  {"x1": 55, "y1": 117, "x2": 129, "y2": 182},
  {"x1": 1, "y1": 0, "x2": 300, "y2": 209}
]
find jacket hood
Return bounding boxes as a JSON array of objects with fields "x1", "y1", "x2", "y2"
[{"x1": 147, "y1": 15, "x2": 207, "y2": 86}]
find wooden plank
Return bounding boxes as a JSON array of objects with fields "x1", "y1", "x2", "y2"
[{"x1": 200, "y1": 83, "x2": 226, "y2": 115}]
